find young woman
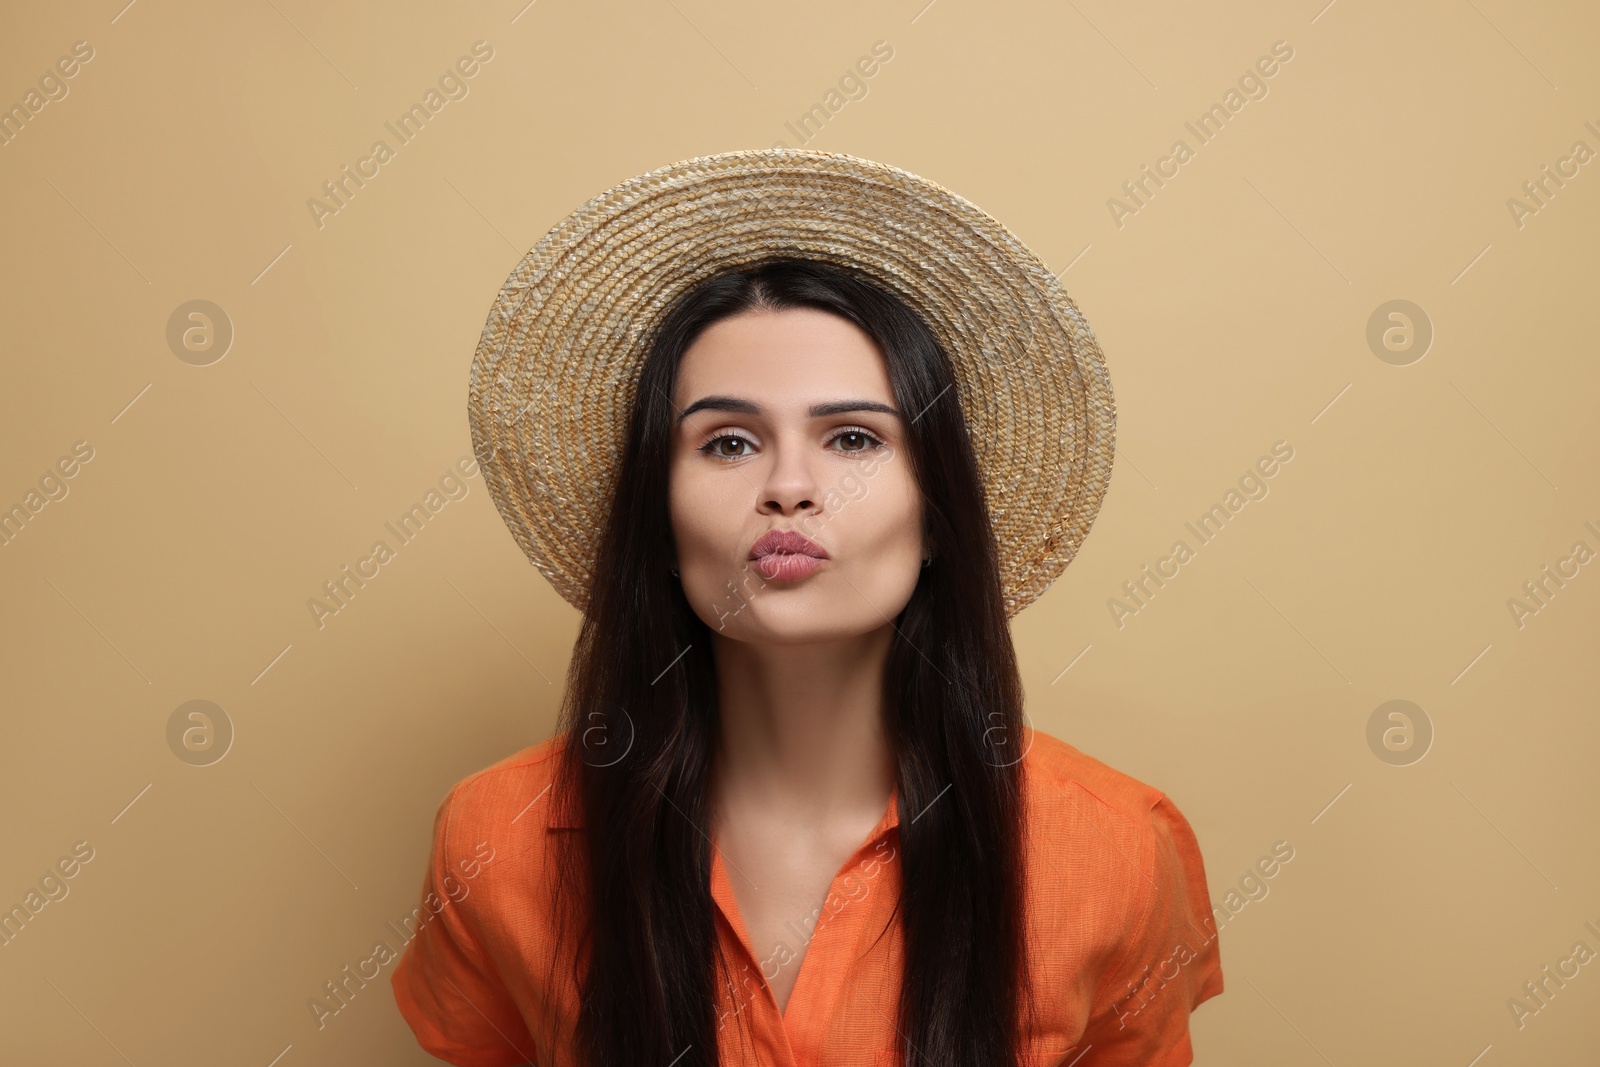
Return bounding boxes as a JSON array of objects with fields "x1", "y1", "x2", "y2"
[{"x1": 392, "y1": 152, "x2": 1223, "y2": 1067}]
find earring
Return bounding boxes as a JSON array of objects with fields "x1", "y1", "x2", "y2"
[
  {"x1": 921, "y1": 556, "x2": 932, "y2": 568},
  {"x1": 670, "y1": 567, "x2": 679, "y2": 577}
]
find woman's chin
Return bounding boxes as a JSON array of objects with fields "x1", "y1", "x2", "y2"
[
  {"x1": 685, "y1": 567, "x2": 920, "y2": 644},
  {"x1": 709, "y1": 600, "x2": 899, "y2": 648}
]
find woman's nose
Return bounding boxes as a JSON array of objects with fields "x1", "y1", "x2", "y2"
[{"x1": 757, "y1": 438, "x2": 821, "y2": 515}]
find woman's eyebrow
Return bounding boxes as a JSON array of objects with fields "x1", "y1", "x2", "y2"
[
  {"x1": 810, "y1": 399, "x2": 902, "y2": 419},
  {"x1": 676, "y1": 396, "x2": 902, "y2": 423},
  {"x1": 677, "y1": 395, "x2": 759, "y2": 423}
]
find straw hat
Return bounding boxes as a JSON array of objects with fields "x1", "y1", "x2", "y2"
[{"x1": 467, "y1": 147, "x2": 1115, "y2": 619}]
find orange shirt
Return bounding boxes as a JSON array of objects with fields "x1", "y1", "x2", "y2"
[{"x1": 391, "y1": 730, "x2": 1224, "y2": 1066}]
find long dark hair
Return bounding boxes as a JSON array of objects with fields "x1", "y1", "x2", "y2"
[{"x1": 541, "y1": 258, "x2": 1036, "y2": 1066}]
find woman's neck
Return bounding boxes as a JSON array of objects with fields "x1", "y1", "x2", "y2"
[{"x1": 708, "y1": 623, "x2": 897, "y2": 825}]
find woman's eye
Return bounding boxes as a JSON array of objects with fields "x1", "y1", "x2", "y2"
[
  {"x1": 832, "y1": 430, "x2": 883, "y2": 453},
  {"x1": 701, "y1": 435, "x2": 752, "y2": 458}
]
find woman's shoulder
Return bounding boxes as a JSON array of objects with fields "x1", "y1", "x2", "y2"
[
  {"x1": 1020, "y1": 728, "x2": 1224, "y2": 1045},
  {"x1": 1022, "y1": 728, "x2": 1210, "y2": 862},
  {"x1": 1023, "y1": 728, "x2": 1168, "y2": 818},
  {"x1": 452, "y1": 732, "x2": 567, "y2": 788},
  {"x1": 396, "y1": 735, "x2": 582, "y2": 1057},
  {"x1": 416, "y1": 734, "x2": 578, "y2": 957},
  {"x1": 1022, "y1": 726, "x2": 1212, "y2": 892},
  {"x1": 436, "y1": 733, "x2": 572, "y2": 832}
]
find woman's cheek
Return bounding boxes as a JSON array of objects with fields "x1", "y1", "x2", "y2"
[
  {"x1": 670, "y1": 474, "x2": 748, "y2": 626},
  {"x1": 845, "y1": 473, "x2": 924, "y2": 607}
]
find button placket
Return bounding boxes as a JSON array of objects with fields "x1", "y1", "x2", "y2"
[{"x1": 773, "y1": 797, "x2": 903, "y2": 1065}]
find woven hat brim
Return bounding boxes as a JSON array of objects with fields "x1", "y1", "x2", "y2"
[{"x1": 468, "y1": 148, "x2": 1115, "y2": 619}]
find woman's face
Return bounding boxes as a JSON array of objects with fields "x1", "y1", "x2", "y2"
[{"x1": 668, "y1": 306, "x2": 926, "y2": 645}]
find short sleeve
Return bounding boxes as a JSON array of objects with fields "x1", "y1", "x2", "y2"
[
  {"x1": 391, "y1": 783, "x2": 538, "y2": 1067},
  {"x1": 1075, "y1": 793, "x2": 1224, "y2": 1067}
]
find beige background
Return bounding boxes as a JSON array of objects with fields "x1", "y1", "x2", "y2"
[{"x1": 2, "y1": 0, "x2": 1597, "y2": 1063}]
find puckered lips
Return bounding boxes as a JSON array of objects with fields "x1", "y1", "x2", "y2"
[{"x1": 749, "y1": 529, "x2": 829, "y2": 582}]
